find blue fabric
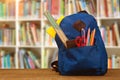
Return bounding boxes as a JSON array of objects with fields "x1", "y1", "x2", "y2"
[{"x1": 55, "y1": 12, "x2": 108, "y2": 75}]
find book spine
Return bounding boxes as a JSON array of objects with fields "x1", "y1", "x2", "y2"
[
  {"x1": 30, "y1": 23, "x2": 38, "y2": 45},
  {"x1": 27, "y1": 51, "x2": 41, "y2": 68},
  {"x1": 6, "y1": 54, "x2": 11, "y2": 69},
  {"x1": 19, "y1": 49, "x2": 26, "y2": 69},
  {"x1": 19, "y1": 0, "x2": 24, "y2": 17}
]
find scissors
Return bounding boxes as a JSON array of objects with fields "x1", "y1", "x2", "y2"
[
  {"x1": 75, "y1": 36, "x2": 86, "y2": 47},
  {"x1": 75, "y1": 28, "x2": 86, "y2": 47}
]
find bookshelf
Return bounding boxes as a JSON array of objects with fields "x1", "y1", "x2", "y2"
[{"x1": 0, "y1": 0, "x2": 120, "y2": 69}]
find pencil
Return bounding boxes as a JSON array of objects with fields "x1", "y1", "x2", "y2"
[
  {"x1": 90, "y1": 28, "x2": 96, "y2": 46},
  {"x1": 86, "y1": 28, "x2": 90, "y2": 46}
]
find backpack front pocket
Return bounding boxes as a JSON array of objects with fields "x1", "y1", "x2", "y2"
[{"x1": 61, "y1": 46, "x2": 101, "y2": 75}]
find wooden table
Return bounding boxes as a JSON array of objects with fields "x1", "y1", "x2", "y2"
[{"x1": 0, "y1": 69, "x2": 119, "y2": 80}]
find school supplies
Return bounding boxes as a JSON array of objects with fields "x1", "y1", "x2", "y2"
[
  {"x1": 81, "y1": 28, "x2": 86, "y2": 46},
  {"x1": 86, "y1": 28, "x2": 90, "y2": 46},
  {"x1": 51, "y1": 11, "x2": 108, "y2": 75},
  {"x1": 90, "y1": 28, "x2": 96, "y2": 46},
  {"x1": 75, "y1": 28, "x2": 86, "y2": 47},
  {"x1": 44, "y1": 11, "x2": 68, "y2": 48},
  {"x1": 46, "y1": 16, "x2": 64, "y2": 38},
  {"x1": 75, "y1": 36, "x2": 82, "y2": 47}
]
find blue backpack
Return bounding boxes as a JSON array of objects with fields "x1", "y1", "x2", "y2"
[{"x1": 51, "y1": 11, "x2": 108, "y2": 75}]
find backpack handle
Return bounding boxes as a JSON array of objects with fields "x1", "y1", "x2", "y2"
[
  {"x1": 73, "y1": 20, "x2": 86, "y2": 32},
  {"x1": 51, "y1": 61, "x2": 59, "y2": 72}
]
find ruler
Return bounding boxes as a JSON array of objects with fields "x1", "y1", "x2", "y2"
[{"x1": 44, "y1": 11, "x2": 68, "y2": 48}]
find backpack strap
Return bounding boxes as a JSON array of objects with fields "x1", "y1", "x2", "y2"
[{"x1": 51, "y1": 61, "x2": 59, "y2": 72}]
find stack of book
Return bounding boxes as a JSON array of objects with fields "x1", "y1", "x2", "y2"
[
  {"x1": 100, "y1": 21, "x2": 120, "y2": 46},
  {"x1": 98, "y1": 0, "x2": 120, "y2": 17},
  {"x1": 43, "y1": 0, "x2": 96, "y2": 18},
  {"x1": 108, "y1": 54, "x2": 120, "y2": 69},
  {"x1": 0, "y1": 50, "x2": 15, "y2": 69},
  {"x1": 18, "y1": 49, "x2": 41, "y2": 69},
  {"x1": 0, "y1": 23, "x2": 15, "y2": 45},
  {"x1": 19, "y1": 22, "x2": 41, "y2": 46},
  {"x1": 0, "y1": 0, "x2": 15, "y2": 19},
  {"x1": 19, "y1": 0, "x2": 42, "y2": 18}
]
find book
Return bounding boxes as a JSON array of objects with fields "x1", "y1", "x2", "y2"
[
  {"x1": 68, "y1": 0, "x2": 74, "y2": 15},
  {"x1": 86, "y1": 0, "x2": 96, "y2": 16},
  {"x1": 27, "y1": 51, "x2": 41, "y2": 68},
  {"x1": 0, "y1": 29, "x2": 3, "y2": 45},
  {"x1": 110, "y1": 54, "x2": 120, "y2": 69},
  {"x1": 113, "y1": 22, "x2": 120, "y2": 46},
  {"x1": 108, "y1": 57, "x2": 112, "y2": 69},
  {"x1": 31, "y1": 0, "x2": 36, "y2": 17},
  {"x1": 107, "y1": 0, "x2": 112, "y2": 17},
  {"x1": 100, "y1": 26, "x2": 106, "y2": 44},
  {"x1": 19, "y1": 0, "x2": 24, "y2": 17},
  {"x1": 51, "y1": 0, "x2": 60, "y2": 18},
  {"x1": 20, "y1": 23, "x2": 27, "y2": 45},
  {"x1": 27, "y1": 56, "x2": 36, "y2": 69},
  {"x1": 30, "y1": 23, "x2": 39, "y2": 45},
  {"x1": 19, "y1": 49, "x2": 26, "y2": 69},
  {"x1": 10, "y1": 52, "x2": 15, "y2": 69},
  {"x1": 75, "y1": 0, "x2": 81, "y2": 12},
  {"x1": 112, "y1": 0, "x2": 119, "y2": 17},
  {"x1": 35, "y1": 0, "x2": 41, "y2": 18},
  {"x1": 64, "y1": 0, "x2": 68, "y2": 16},
  {"x1": 26, "y1": 22, "x2": 34, "y2": 45},
  {"x1": 111, "y1": 24, "x2": 117, "y2": 46},
  {"x1": 0, "y1": 2, "x2": 3, "y2": 18},
  {"x1": 6, "y1": 53, "x2": 11, "y2": 69},
  {"x1": 104, "y1": 0, "x2": 108, "y2": 17},
  {"x1": 100, "y1": 23, "x2": 120, "y2": 46},
  {"x1": 99, "y1": 0, "x2": 106, "y2": 17},
  {"x1": 0, "y1": 50, "x2": 5, "y2": 69},
  {"x1": 12, "y1": 29, "x2": 15, "y2": 45},
  {"x1": 24, "y1": 54, "x2": 30, "y2": 69},
  {"x1": 79, "y1": 0, "x2": 87, "y2": 11},
  {"x1": 60, "y1": 0, "x2": 65, "y2": 15},
  {"x1": 112, "y1": 54, "x2": 116, "y2": 68}
]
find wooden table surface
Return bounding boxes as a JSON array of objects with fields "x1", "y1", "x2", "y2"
[{"x1": 0, "y1": 69, "x2": 119, "y2": 80}]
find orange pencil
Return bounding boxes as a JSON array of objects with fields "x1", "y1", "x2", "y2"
[{"x1": 90, "y1": 28, "x2": 96, "y2": 46}]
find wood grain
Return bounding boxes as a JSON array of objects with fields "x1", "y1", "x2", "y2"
[{"x1": 0, "y1": 69, "x2": 119, "y2": 80}]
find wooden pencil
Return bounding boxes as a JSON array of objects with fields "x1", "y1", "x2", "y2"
[{"x1": 90, "y1": 28, "x2": 96, "y2": 46}]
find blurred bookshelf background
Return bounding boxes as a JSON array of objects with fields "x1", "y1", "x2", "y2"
[{"x1": 0, "y1": 0, "x2": 120, "y2": 69}]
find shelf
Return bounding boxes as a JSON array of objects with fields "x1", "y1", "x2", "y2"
[
  {"x1": 18, "y1": 45, "x2": 42, "y2": 48},
  {"x1": 44, "y1": 45, "x2": 57, "y2": 49},
  {"x1": 18, "y1": 18, "x2": 42, "y2": 21},
  {"x1": 106, "y1": 46, "x2": 120, "y2": 49},
  {"x1": 0, "y1": 18, "x2": 16, "y2": 21},
  {"x1": 98, "y1": 17, "x2": 120, "y2": 20},
  {"x1": 0, "y1": 45, "x2": 16, "y2": 48}
]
